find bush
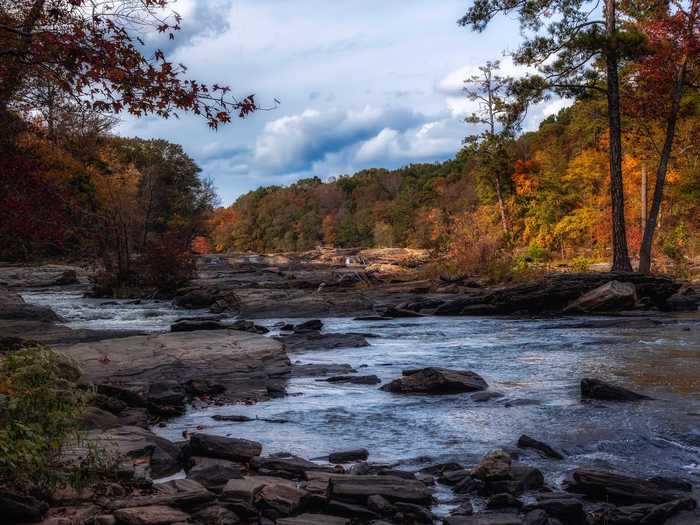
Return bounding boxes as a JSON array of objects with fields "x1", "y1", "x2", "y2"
[{"x1": 0, "y1": 345, "x2": 86, "y2": 489}]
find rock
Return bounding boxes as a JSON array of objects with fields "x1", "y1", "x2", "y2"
[
  {"x1": 566, "y1": 468, "x2": 684, "y2": 504},
  {"x1": 324, "y1": 499, "x2": 379, "y2": 519},
  {"x1": 229, "y1": 320, "x2": 269, "y2": 334},
  {"x1": 511, "y1": 464, "x2": 545, "y2": 493},
  {"x1": 435, "y1": 272, "x2": 680, "y2": 316},
  {"x1": 580, "y1": 378, "x2": 651, "y2": 401},
  {"x1": 113, "y1": 505, "x2": 190, "y2": 525},
  {"x1": 383, "y1": 306, "x2": 425, "y2": 318},
  {"x1": 170, "y1": 320, "x2": 225, "y2": 332},
  {"x1": 393, "y1": 501, "x2": 433, "y2": 523},
  {"x1": 277, "y1": 332, "x2": 369, "y2": 352},
  {"x1": 78, "y1": 406, "x2": 121, "y2": 430},
  {"x1": 440, "y1": 469, "x2": 472, "y2": 485},
  {"x1": 173, "y1": 289, "x2": 217, "y2": 309},
  {"x1": 367, "y1": 494, "x2": 395, "y2": 515},
  {"x1": 381, "y1": 367, "x2": 488, "y2": 394},
  {"x1": 0, "y1": 490, "x2": 49, "y2": 523},
  {"x1": 444, "y1": 514, "x2": 523, "y2": 525},
  {"x1": 324, "y1": 375, "x2": 381, "y2": 385},
  {"x1": 472, "y1": 391, "x2": 504, "y2": 402},
  {"x1": 59, "y1": 331, "x2": 290, "y2": 403},
  {"x1": 53, "y1": 269, "x2": 79, "y2": 285},
  {"x1": 276, "y1": 514, "x2": 350, "y2": 525},
  {"x1": 328, "y1": 474, "x2": 432, "y2": 504},
  {"x1": 190, "y1": 434, "x2": 262, "y2": 462},
  {"x1": 665, "y1": 286, "x2": 700, "y2": 311},
  {"x1": 517, "y1": 435, "x2": 564, "y2": 460},
  {"x1": 254, "y1": 482, "x2": 307, "y2": 516},
  {"x1": 147, "y1": 382, "x2": 187, "y2": 415},
  {"x1": 61, "y1": 425, "x2": 181, "y2": 478},
  {"x1": 188, "y1": 456, "x2": 243, "y2": 490},
  {"x1": 221, "y1": 478, "x2": 268, "y2": 506},
  {"x1": 354, "y1": 316, "x2": 392, "y2": 321},
  {"x1": 291, "y1": 363, "x2": 357, "y2": 378},
  {"x1": 211, "y1": 415, "x2": 253, "y2": 422},
  {"x1": 533, "y1": 493, "x2": 585, "y2": 523},
  {"x1": 648, "y1": 476, "x2": 693, "y2": 492},
  {"x1": 94, "y1": 393, "x2": 129, "y2": 414},
  {"x1": 294, "y1": 319, "x2": 323, "y2": 332},
  {"x1": 450, "y1": 500, "x2": 474, "y2": 516},
  {"x1": 0, "y1": 289, "x2": 61, "y2": 322},
  {"x1": 108, "y1": 480, "x2": 213, "y2": 510},
  {"x1": 471, "y1": 450, "x2": 512, "y2": 483},
  {"x1": 328, "y1": 448, "x2": 369, "y2": 463},
  {"x1": 564, "y1": 280, "x2": 638, "y2": 313},
  {"x1": 487, "y1": 493, "x2": 523, "y2": 509},
  {"x1": 191, "y1": 504, "x2": 240, "y2": 525},
  {"x1": 522, "y1": 509, "x2": 548, "y2": 525},
  {"x1": 250, "y1": 455, "x2": 332, "y2": 479}
]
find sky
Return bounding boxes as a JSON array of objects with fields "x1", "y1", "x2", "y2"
[{"x1": 117, "y1": 0, "x2": 568, "y2": 205}]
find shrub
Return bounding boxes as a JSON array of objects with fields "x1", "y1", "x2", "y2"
[{"x1": 0, "y1": 345, "x2": 86, "y2": 489}]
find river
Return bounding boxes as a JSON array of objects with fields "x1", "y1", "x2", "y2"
[{"x1": 22, "y1": 290, "x2": 700, "y2": 508}]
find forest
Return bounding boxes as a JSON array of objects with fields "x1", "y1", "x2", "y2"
[{"x1": 210, "y1": 96, "x2": 700, "y2": 277}]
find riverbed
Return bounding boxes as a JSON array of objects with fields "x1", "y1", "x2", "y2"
[{"x1": 22, "y1": 291, "x2": 700, "y2": 504}]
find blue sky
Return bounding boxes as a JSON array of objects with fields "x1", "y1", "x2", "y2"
[{"x1": 117, "y1": 0, "x2": 567, "y2": 205}]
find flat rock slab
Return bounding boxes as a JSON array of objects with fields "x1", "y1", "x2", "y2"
[
  {"x1": 58, "y1": 331, "x2": 290, "y2": 402},
  {"x1": 444, "y1": 514, "x2": 523, "y2": 525},
  {"x1": 381, "y1": 367, "x2": 488, "y2": 394},
  {"x1": 113, "y1": 505, "x2": 190, "y2": 525},
  {"x1": 276, "y1": 332, "x2": 370, "y2": 352},
  {"x1": 581, "y1": 378, "x2": 651, "y2": 401},
  {"x1": 567, "y1": 468, "x2": 685, "y2": 504},
  {"x1": 277, "y1": 514, "x2": 350, "y2": 525},
  {"x1": 328, "y1": 474, "x2": 432, "y2": 504},
  {"x1": 190, "y1": 433, "x2": 262, "y2": 462}
]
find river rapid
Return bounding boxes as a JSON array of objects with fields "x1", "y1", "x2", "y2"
[{"x1": 22, "y1": 290, "x2": 700, "y2": 507}]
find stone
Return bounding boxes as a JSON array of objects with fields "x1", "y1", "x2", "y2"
[
  {"x1": 324, "y1": 500, "x2": 379, "y2": 519},
  {"x1": 328, "y1": 474, "x2": 432, "y2": 504},
  {"x1": 254, "y1": 482, "x2": 307, "y2": 516},
  {"x1": 393, "y1": 501, "x2": 433, "y2": 523},
  {"x1": 294, "y1": 319, "x2": 324, "y2": 331},
  {"x1": 511, "y1": 464, "x2": 545, "y2": 492},
  {"x1": 383, "y1": 306, "x2": 425, "y2": 318},
  {"x1": 517, "y1": 435, "x2": 564, "y2": 460},
  {"x1": 188, "y1": 456, "x2": 243, "y2": 489},
  {"x1": 250, "y1": 455, "x2": 332, "y2": 479},
  {"x1": 564, "y1": 280, "x2": 638, "y2": 313},
  {"x1": 328, "y1": 448, "x2": 369, "y2": 463},
  {"x1": 291, "y1": 363, "x2": 357, "y2": 378},
  {"x1": 276, "y1": 514, "x2": 350, "y2": 525},
  {"x1": 189, "y1": 433, "x2": 262, "y2": 462},
  {"x1": 472, "y1": 391, "x2": 504, "y2": 402},
  {"x1": 0, "y1": 490, "x2": 49, "y2": 523},
  {"x1": 170, "y1": 320, "x2": 225, "y2": 332},
  {"x1": 324, "y1": 375, "x2": 381, "y2": 385},
  {"x1": 381, "y1": 367, "x2": 488, "y2": 394},
  {"x1": 522, "y1": 509, "x2": 548, "y2": 525},
  {"x1": 53, "y1": 269, "x2": 79, "y2": 285},
  {"x1": 487, "y1": 493, "x2": 523, "y2": 509},
  {"x1": 443, "y1": 514, "x2": 523, "y2": 525},
  {"x1": 566, "y1": 468, "x2": 683, "y2": 504},
  {"x1": 221, "y1": 478, "x2": 268, "y2": 505},
  {"x1": 59, "y1": 331, "x2": 290, "y2": 403},
  {"x1": 79, "y1": 406, "x2": 121, "y2": 430},
  {"x1": 113, "y1": 505, "x2": 190, "y2": 525},
  {"x1": 450, "y1": 500, "x2": 474, "y2": 516},
  {"x1": 581, "y1": 378, "x2": 651, "y2": 401},
  {"x1": 534, "y1": 494, "x2": 585, "y2": 523},
  {"x1": 367, "y1": 494, "x2": 395, "y2": 515},
  {"x1": 191, "y1": 504, "x2": 240, "y2": 525},
  {"x1": 277, "y1": 332, "x2": 369, "y2": 352},
  {"x1": 648, "y1": 476, "x2": 693, "y2": 492},
  {"x1": 471, "y1": 450, "x2": 512, "y2": 483}
]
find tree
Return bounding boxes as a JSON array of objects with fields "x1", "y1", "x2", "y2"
[
  {"x1": 459, "y1": 0, "x2": 639, "y2": 271},
  {"x1": 632, "y1": 0, "x2": 700, "y2": 272},
  {"x1": 463, "y1": 60, "x2": 519, "y2": 234},
  {"x1": 0, "y1": 0, "x2": 257, "y2": 138}
]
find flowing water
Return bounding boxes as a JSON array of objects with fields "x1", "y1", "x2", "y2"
[{"x1": 22, "y1": 291, "x2": 700, "y2": 506}]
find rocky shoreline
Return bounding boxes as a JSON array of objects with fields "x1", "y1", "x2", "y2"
[{"x1": 1, "y1": 256, "x2": 699, "y2": 524}]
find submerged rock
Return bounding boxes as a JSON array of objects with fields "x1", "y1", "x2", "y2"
[
  {"x1": 277, "y1": 331, "x2": 369, "y2": 352},
  {"x1": 581, "y1": 378, "x2": 651, "y2": 401},
  {"x1": 381, "y1": 367, "x2": 488, "y2": 395},
  {"x1": 324, "y1": 375, "x2": 381, "y2": 385},
  {"x1": 328, "y1": 448, "x2": 370, "y2": 464},
  {"x1": 517, "y1": 434, "x2": 564, "y2": 460}
]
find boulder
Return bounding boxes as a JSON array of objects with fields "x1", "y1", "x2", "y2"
[
  {"x1": 59, "y1": 331, "x2": 290, "y2": 403},
  {"x1": 190, "y1": 433, "x2": 262, "y2": 462},
  {"x1": 324, "y1": 375, "x2": 381, "y2": 385},
  {"x1": 170, "y1": 320, "x2": 225, "y2": 332},
  {"x1": 188, "y1": 457, "x2": 243, "y2": 490},
  {"x1": 328, "y1": 474, "x2": 432, "y2": 504},
  {"x1": 443, "y1": 514, "x2": 523, "y2": 525},
  {"x1": 581, "y1": 378, "x2": 651, "y2": 401},
  {"x1": 328, "y1": 448, "x2": 369, "y2": 463},
  {"x1": 564, "y1": 280, "x2": 638, "y2": 313},
  {"x1": 53, "y1": 269, "x2": 79, "y2": 285},
  {"x1": 113, "y1": 505, "x2": 189, "y2": 525},
  {"x1": 294, "y1": 319, "x2": 324, "y2": 332},
  {"x1": 0, "y1": 490, "x2": 49, "y2": 523},
  {"x1": 487, "y1": 493, "x2": 522, "y2": 509},
  {"x1": 381, "y1": 368, "x2": 487, "y2": 394},
  {"x1": 250, "y1": 455, "x2": 332, "y2": 479},
  {"x1": 277, "y1": 332, "x2": 369, "y2": 352},
  {"x1": 276, "y1": 515, "x2": 350, "y2": 525},
  {"x1": 517, "y1": 435, "x2": 564, "y2": 460},
  {"x1": 532, "y1": 493, "x2": 585, "y2": 523},
  {"x1": 471, "y1": 450, "x2": 512, "y2": 483},
  {"x1": 191, "y1": 504, "x2": 240, "y2": 525},
  {"x1": 367, "y1": 494, "x2": 395, "y2": 515},
  {"x1": 254, "y1": 482, "x2": 307, "y2": 516},
  {"x1": 566, "y1": 468, "x2": 685, "y2": 504},
  {"x1": 229, "y1": 320, "x2": 269, "y2": 334}
]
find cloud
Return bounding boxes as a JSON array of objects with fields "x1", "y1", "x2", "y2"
[{"x1": 253, "y1": 106, "x2": 427, "y2": 173}]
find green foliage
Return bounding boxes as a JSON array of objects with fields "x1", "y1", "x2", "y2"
[
  {"x1": 570, "y1": 256, "x2": 593, "y2": 272},
  {"x1": 0, "y1": 345, "x2": 86, "y2": 489}
]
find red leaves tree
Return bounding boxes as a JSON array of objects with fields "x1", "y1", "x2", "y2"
[
  {"x1": 629, "y1": 0, "x2": 700, "y2": 272},
  {"x1": 0, "y1": 0, "x2": 257, "y2": 133}
]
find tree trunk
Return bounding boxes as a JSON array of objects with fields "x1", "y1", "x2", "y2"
[
  {"x1": 638, "y1": 64, "x2": 687, "y2": 273},
  {"x1": 604, "y1": 0, "x2": 633, "y2": 272},
  {"x1": 493, "y1": 173, "x2": 509, "y2": 235}
]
